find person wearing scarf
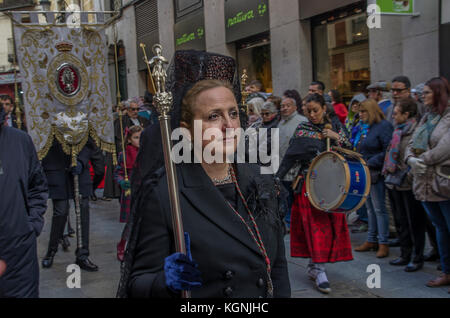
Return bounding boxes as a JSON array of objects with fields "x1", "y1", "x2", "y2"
[
  {"x1": 382, "y1": 98, "x2": 427, "y2": 272},
  {"x1": 114, "y1": 125, "x2": 143, "y2": 262},
  {"x1": 276, "y1": 93, "x2": 352, "y2": 294},
  {"x1": 352, "y1": 122, "x2": 370, "y2": 151},
  {"x1": 405, "y1": 77, "x2": 450, "y2": 290}
]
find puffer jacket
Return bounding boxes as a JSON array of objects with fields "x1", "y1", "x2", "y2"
[{"x1": 405, "y1": 107, "x2": 450, "y2": 202}]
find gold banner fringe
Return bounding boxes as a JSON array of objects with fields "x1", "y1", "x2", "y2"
[
  {"x1": 37, "y1": 124, "x2": 116, "y2": 168},
  {"x1": 38, "y1": 129, "x2": 56, "y2": 162},
  {"x1": 88, "y1": 124, "x2": 117, "y2": 165}
]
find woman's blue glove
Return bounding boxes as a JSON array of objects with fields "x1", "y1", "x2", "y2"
[
  {"x1": 70, "y1": 160, "x2": 83, "y2": 175},
  {"x1": 164, "y1": 232, "x2": 202, "y2": 293}
]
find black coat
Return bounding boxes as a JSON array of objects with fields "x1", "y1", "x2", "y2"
[
  {"x1": 0, "y1": 126, "x2": 48, "y2": 298},
  {"x1": 128, "y1": 162, "x2": 291, "y2": 298},
  {"x1": 41, "y1": 139, "x2": 95, "y2": 200}
]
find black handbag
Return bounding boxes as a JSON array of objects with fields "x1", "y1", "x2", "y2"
[{"x1": 384, "y1": 169, "x2": 408, "y2": 187}]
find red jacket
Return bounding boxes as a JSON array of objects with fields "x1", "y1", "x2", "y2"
[{"x1": 333, "y1": 102, "x2": 348, "y2": 125}]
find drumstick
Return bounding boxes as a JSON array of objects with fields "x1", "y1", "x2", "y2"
[{"x1": 325, "y1": 124, "x2": 332, "y2": 151}]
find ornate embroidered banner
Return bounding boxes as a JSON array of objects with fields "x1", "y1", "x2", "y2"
[{"x1": 13, "y1": 19, "x2": 115, "y2": 163}]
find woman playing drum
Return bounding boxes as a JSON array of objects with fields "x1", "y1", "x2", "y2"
[{"x1": 276, "y1": 93, "x2": 353, "y2": 294}]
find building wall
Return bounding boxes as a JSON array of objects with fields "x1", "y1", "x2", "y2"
[
  {"x1": 105, "y1": 4, "x2": 140, "y2": 100},
  {"x1": 157, "y1": 0, "x2": 175, "y2": 67},
  {"x1": 368, "y1": 15, "x2": 403, "y2": 83},
  {"x1": 368, "y1": 0, "x2": 440, "y2": 86},
  {"x1": 269, "y1": 0, "x2": 312, "y2": 96},
  {"x1": 443, "y1": 0, "x2": 450, "y2": 24},
  {"x1": 204, "y1": 0, "x2": 235, "y2": 58},
  {"x1": 0, "y1": 1, "x2": 441, "y2": 102},
  {"x1": 441, "y1": 0, "x2": 450, "y2": 80}
]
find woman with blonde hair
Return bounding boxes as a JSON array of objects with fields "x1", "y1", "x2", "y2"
[
  {"x1": 247, "y1": 97, "x2": 265, "y2": 127},
  {"x1": 118, "y1": 51, "x2": 290, "y2": 298},
  {"x1": 354, "y1": 99, "x2": 394, "y2": 258}
]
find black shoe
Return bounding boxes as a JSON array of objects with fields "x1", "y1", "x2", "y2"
[
  {"x1": 404, "y1": 262, "x2": 424, "y2": 272},
  {"x1": 424, "y1": 250, "x2": 439, "y2": 262},
  {"x1": 76, "y1": 258, "x2": 99, "y2": 272},
  {"x1": 437, "y1": 264, "x2": 442, "y2": 271},
  {"x1": 42, "y1": 250, "x2": 56, "y2": 268},
  {"x1": 388, "y1": 238, "x2": 401, "y2": 247},
  {"x1": 316, "y1": 281, "x2": 331, "y2": 294},
  {"x1": 67, "y1": 227, "x2": 75, "y2": 238},
  {"x1": 90, "y1": 194, "x2": 98, "y2": 201},
  {"x1": 389, "y1": 257, "x2": 410, "y2": 266},
  {"x1": 60, "y1": 235, "x2": 70, "y2": 252}
]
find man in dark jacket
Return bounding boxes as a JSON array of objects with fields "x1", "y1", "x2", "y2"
[
  {"x1": 114, "y1": 100, "x2": 150, "y2": 156},
  {"x1": 0, "y1": 107, "x2": 48, "y2": 298},
  {"x1": 41, "y1": 138, "x2": 98, "y2": 272}
]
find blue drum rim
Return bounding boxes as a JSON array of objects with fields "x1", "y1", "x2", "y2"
[
  {"x1": 306, "y1": 151, "x2": 351, "y2": 212},
  {"x1": 348, "y1": 156, "x2": 371, "y2": 212}
]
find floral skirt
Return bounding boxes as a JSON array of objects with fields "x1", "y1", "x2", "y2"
[{"x1": 290, "y1": 183, "x2": 353, "y2": 263}]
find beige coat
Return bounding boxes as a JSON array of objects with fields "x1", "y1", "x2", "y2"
[{"x1": 406, "y1": 107, "x2": 450, "y2": 202}]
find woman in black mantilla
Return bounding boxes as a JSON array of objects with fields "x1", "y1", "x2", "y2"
[
  {"x1": 276, "y1": 93, "x2": 353, "y2": 294},
  {"x1": 117, "y1": 51, "x2": 290, "y2": 298}
]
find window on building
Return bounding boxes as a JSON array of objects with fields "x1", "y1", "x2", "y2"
[
  {"x1": 312, "y1": 4, "x2": 370, "y2": 104},
  {"x1": 236, "y1": 32, "x2": 272, "y2": 93}
]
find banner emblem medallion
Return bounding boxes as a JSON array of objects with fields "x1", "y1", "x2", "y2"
[{"x1": 48, "y1": 46, "x2": 88, "y2": 106}]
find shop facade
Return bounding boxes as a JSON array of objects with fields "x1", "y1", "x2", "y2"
[
  {"x1": 267, "y1": 0, "x2": 441, "y2": 98},
  {"x1": 109, "y1": 0, "x2": 443, "y2": 102},
  {"x1": 225, "y1": 0, "x2": 272, "y2": 92}
]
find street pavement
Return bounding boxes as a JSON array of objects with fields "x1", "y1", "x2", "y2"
[{"x1": 37, "y1": 190, "x2": 449, "y2": 298}]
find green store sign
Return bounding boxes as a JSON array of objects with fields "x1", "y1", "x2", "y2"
[
  {"x1": 226, "y1": 3, "x2": 267, "y2": 28},
  {"x1": 176, "y1": 27, "x2": 204, "y2": 47},
  {"x1": 376, "y1": 0, "x2": 415, "y2": 15},
  {"x1": 174, "y1": 11, "x2": 206, "y2": 50},
  {"x1": 225, "y1": 0, "x2": 269, "y2": 43}
]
